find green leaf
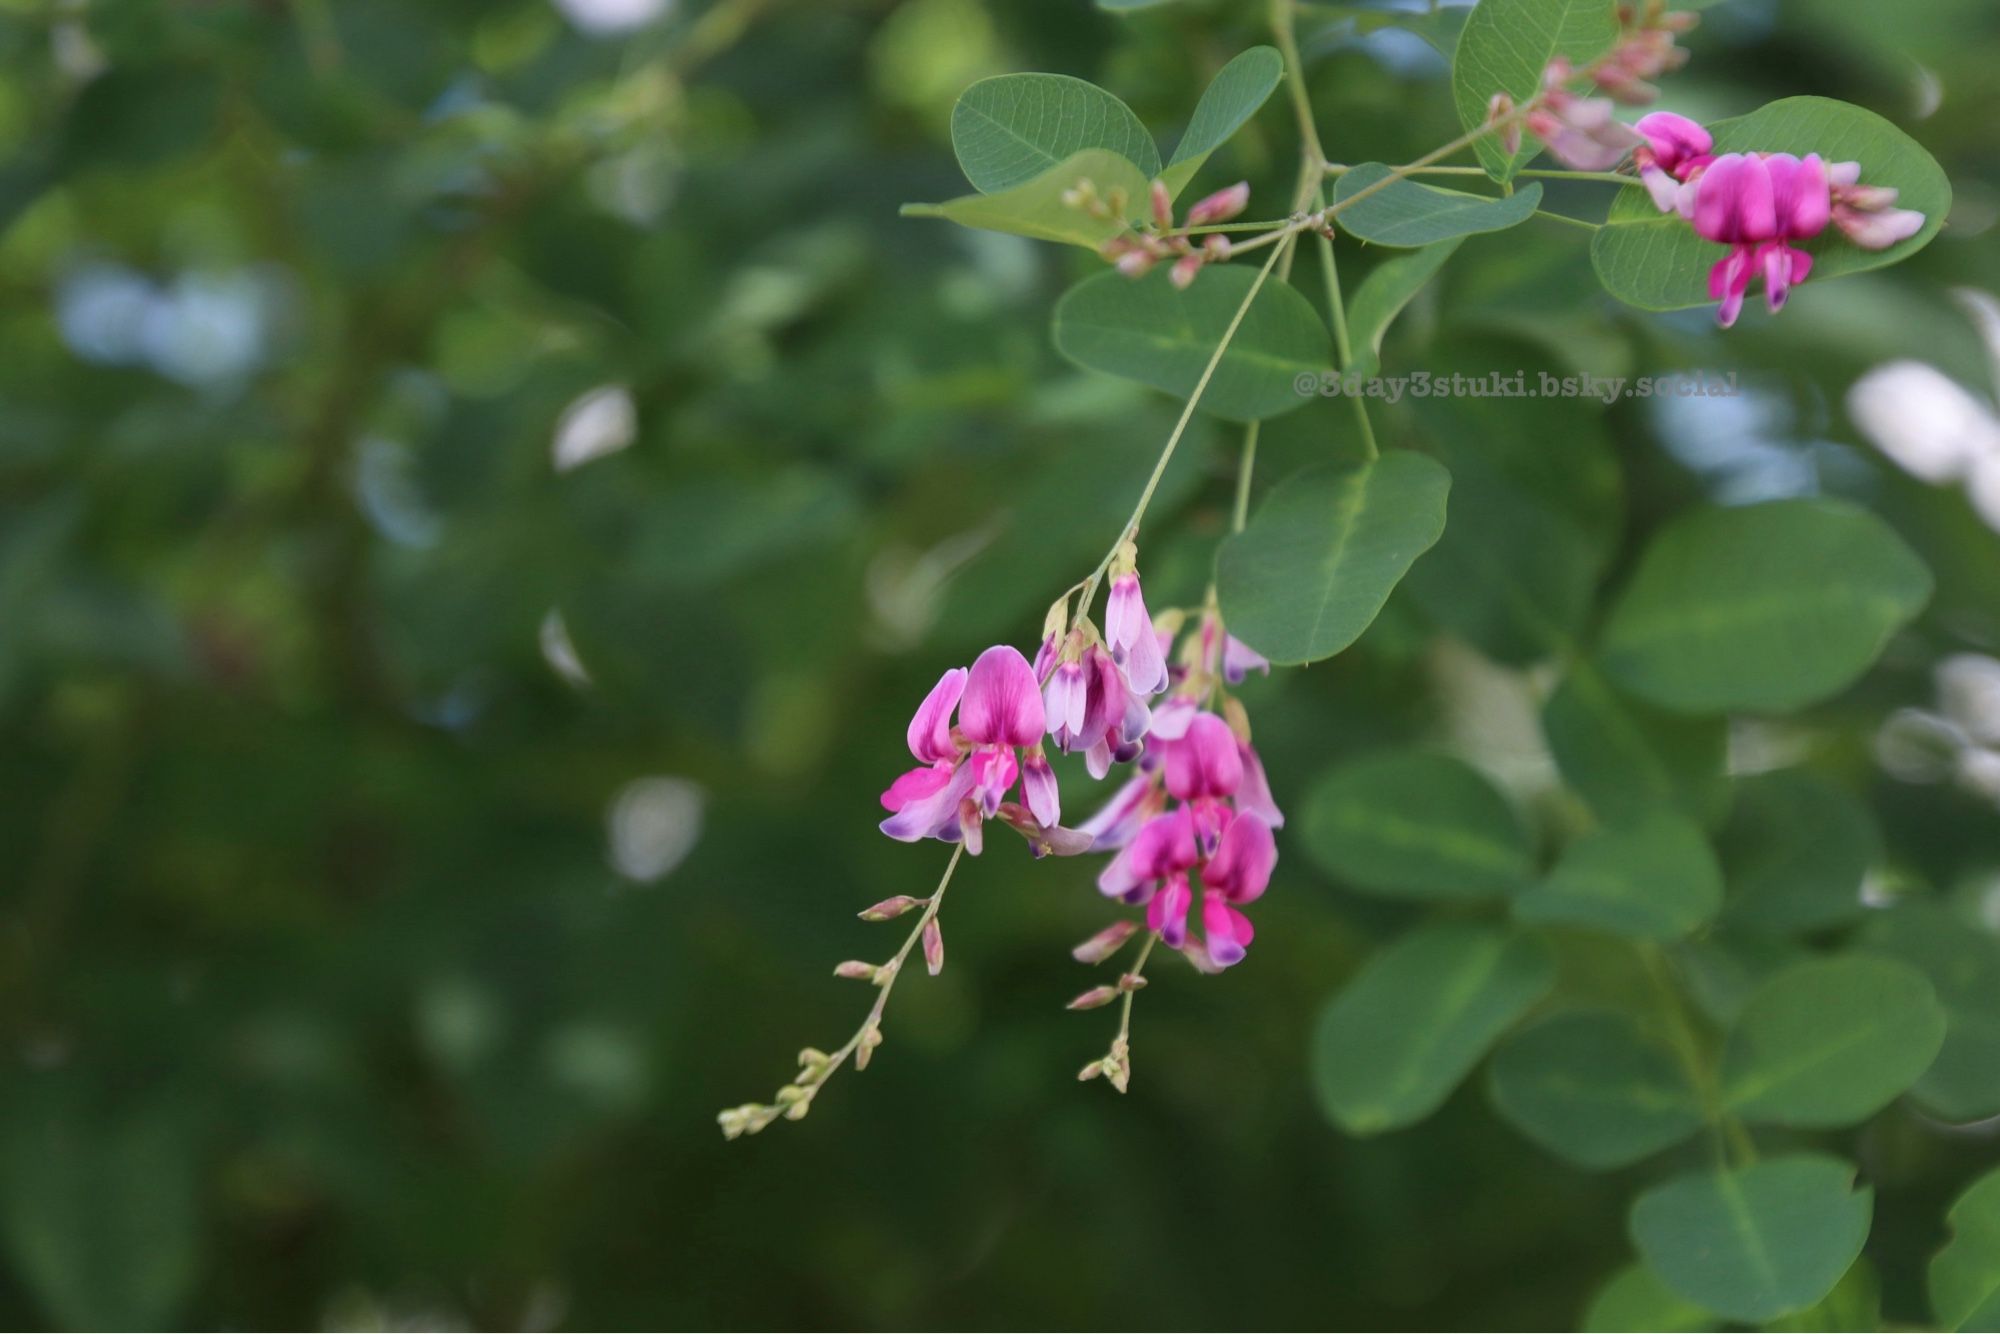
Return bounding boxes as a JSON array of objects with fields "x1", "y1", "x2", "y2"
[
  {"x1": 1488, "y1": 1011, "x2": 1705, "y2": 1169},
  {"x1": 1769, "y1": 1259, "x2": 1881, "y2": 1333},
  {"x1": 1331, "y1": 165, "x2": 1543, "y2": 247},
  {"x1": 1544, "y1": 664, "x2": 1729, "y2": 827},
  {"x1": 1584, "y1": 1264, "x2": 1717, "y2": 1332},
  {"x1": 1717, "y1": 771, "x2": 1879, "y2": 934},
  {"x1": 0, "y1": 1106, "x2": 199, "y2": 1329},
  {"x1": 1344, "y1": 239, "x2": 1462, "y2": 381},
  {"x1": 1216, "y1": 453, "x2": 1450, "y2": 662},
  {"x1": 1297, "y1": 750, "x2": 1532, "y2": 900},
  {"x1": 1052, "y1": 263, "x2": 1332, "y2": 422},
  {"x1": 1161, "y1": 47, "x2": 1284, "y2": 196},
  {"x1": 1599, "y1": 499, "x2": 1933, "y2": 714},
  {"x1": 1592, "y1": 97, "x2": 1952, "y2": 311},
  {"x1": 1861, "y1": 904, "x2": 2000, "y2": 1122},
  {"x1": 1311, "y1": 923, "x2": 1555, "y2": 1134},
  {"x1": 1630, "y1": 1155, "x2": 1874, "y2": 1324},
  {"x1": 1719, "y1": 956, "x2": 1946, "y2": 1127},
  {"x1": 902, "y1": 148, "x2": 1153, "y2": 248},
  {"x1": 950, "y1": 73, "x2": 1160, "y2": 194},
  {"x1": 1515, "y1": 811, "x2": 1723, "y2": 941},
  {"x1": 1930, "y1": 1167, "x2": 2000, "y2": 1332},
  {"x1": 1450, "y1": 0, "x2": 1622, "y2": 181}
]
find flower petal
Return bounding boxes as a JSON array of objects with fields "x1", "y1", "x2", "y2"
[
  {"x1": 959, "y1": 644, "x2": 1045, "y2": 747},
  {"x1": 906, "y1": 667, "x2": 966, "y2": 763}
]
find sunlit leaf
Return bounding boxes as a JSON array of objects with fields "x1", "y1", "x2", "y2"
[
  {"x1": 1583, "y1": 1264, "x2": 1716, "y2": 1333},
  {"x1": 1216, "y1": 453, "x2": 1450, "y2": 661},
  {"x1": 951, "y1": 73, "x2": 1160, "y2": 193},
  {"x1": 902, "y1": 148, "x2": 1154, "y2": 248},
  {"x1": 1311, "y1": 923, "x2": 1554, "y2": 1134},
  {"x1": 1630, "y1": 1155, "x2": 1873, "y2": 1324}
]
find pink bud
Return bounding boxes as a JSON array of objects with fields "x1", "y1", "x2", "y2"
[
  {"x1": 834, "y1": 960, "x2": 878, "y2": 981},
  {"x1": 1117, "y1": 972, "x2": 1149, "y2": 993},
  {"x1": 1185, "y1": 181, "x2": 1250, "y2": 227},
  {"x1": 1169, "y1": 253, "x2": 1203, "y2": 289},
  {"x1": 1072, "y1": 919, "x2": 1138, "y2": 963},
  {"x1": 1116, "y1": 250, "x2": 1155, "y2": 278},
  {"x1": 1150, "y1": 180, "x2": 1173, "y2": 230},
  {"x1": 1202, "y1": 234, "x2": 1231, "y2": 260},
  {"x1": 1066, "y1": 985, "x2": 1119, "y2": 1011},
  {"x1": 858, "y1": 895, "x2": 924, "y2": 922},
  {"x1": 922, "y1": 919, "x2": 944, "y2": 976},
  {"x1": 1487, "y1": 92, "x2": 1522, "y2": 157}
]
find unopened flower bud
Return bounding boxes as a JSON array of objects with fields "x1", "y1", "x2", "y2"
[
  {"x1": 858, "y1": 895, "x2": 923, "y2": 922},
  {"x1": 1116, "y1": 249, "x2": 1155, "y2": 279},
  {"x1": 1072, "y1": 919, "x2": 1139, "y2": 964},
  {"x1": 775, "y1": 1083, "x2": 808, "y2": 1105},
  {"x1": 783, "y1": 1098, "x2": 811, "y2": 1121},
  {"x1": 1487, "y1": 92, "x2": 1522, "y2": 157},
  {"x1": 922, "y1": 918, "x2": 944, "y2": 977},
  {"x1": 855, "y1": 1023, "x2": 883, "y2": 1070},
  {"x1": 833, "y1": 959, "x2": 879, "y2": 982},
  {"x1": 1186, "y1": 181, "x2": 1250, "y2": 226},
  {"x1": 1078, "y1": 1059, "x2": 1106, "y2": 1081},
  {"x1": 1060, "y1": 180, "x2": 1096, "y2": 211},
  {"x1": 1202, "y1": 234, "x2": 1231, "y2": 260},
  {"x1": 1222, "y1": 694, "x2": 1252, "y2": 743},
  {"x1": 797, "y1": 1047, "x2": 830, "y2": 1074},
  {"x1": 1169, "y1": 253, "x2": 1203, "y2": 289},
  {"x1": 1067, "y1": 985, "x2": 1120, "y2": 1011},
  {"x1": 1117, "y1": 972, "x2": 1148, "y2": 993},
  {"x1": 1150, "y1": 179, "x2": 1173, "y2": 229}
]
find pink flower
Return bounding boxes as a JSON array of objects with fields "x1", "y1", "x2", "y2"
[
  {"x1": 1221, "y1": 635, "x2": 1269, "y2": 685},
  {"x1": 880, "y1": 644, "x2": 1047, "y2": 852},
  {"x1": 1634, "y1": 111, "x2": 1713, "y2": 214},
  {"x1": 1826, "y1": 159, "x2": 1927, "y2": 250},
  {"x1": 1690, "y1": 152, "x2": 1829, "y2": 326},
  {"x1": 1161, "y1": 712, "x2": 1243, "y2": 803},
  {"x1": 1524, "y1": 63, "x2": 1643, "y2": 171},
  {"x1": 1234, "y1": 740, "x2": 1285, "y2": 830},
  {"x1": 1105, "y1": 572, "x2": 1168, "y2": 696}
]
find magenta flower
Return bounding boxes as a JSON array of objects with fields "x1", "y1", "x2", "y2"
[
  {"x1": 881, "y1": 645, "x2": 1047, "y2": 853},
  {"x1": 1634, "y1": 111, "x2": 1713, "y2": 214},
  {"x1": 1104, "y1": 572, "x2": 1168, "y2": 697},
  {"x1": 1691, "y1": 151, "x2": 1829, "y2": 326}
]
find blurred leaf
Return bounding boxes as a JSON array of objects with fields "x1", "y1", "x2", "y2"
[
  {"x1": 1216, "y1": 453, "x2": 1450, "y2": 661},
  {"x1": 1297, "y1": 750, "x2": 1532, "y2": 900},
  {"x1": 1929, "y1": 1167, "x2": 2000, "y2": 1333},
  {"x1": 1344, "y1": 239, "x2": 1462, "y2": 381},
  {"x1": 1332, "y1": 166, "x2": 1542, "y2": 247},
  {"x1": 1515, "y1": 811, "x2": 1723, "y2": 941},
  {"x1": 904, "y1": 147, "x2": 1153, "y2": 247},
  {"x1": 1311, "y1": 923, "x2": 1555, "y2": 1134},
  {"x1": 1629, "y1": 1155, "x2": 1872, "y2": 1324},
  {"x1": 1767, "y1": 1258, "x2": 1880, "y2": 1333},
  {"x1": 1543, "y1": 664, "x2": 1728, "y2": 827},
  {"x1": 1160, "y1": 47, "x2": 1284, "y2": 197},
  {"x1": 1053, "y1": 264, "x2": 1331, "y2": 421},
  {"x1": 1717, "y1": 771, "x2": 1878, "y2": 934},
  {"x1": 1592, "y1": 98, "x2": 1952, "y2": 311},
  {"x1": 1583, "y1": 1264, "x2": 1715, "y2": 1332},
  {"x1": 1488, "y1": 1011, "x2": 1705, "y2": 1169},
  {"x1": 1719, "y1": 956, "x2": 1946, "y2": 1128},
  {"x1": 1450, "y1": 0, "x2": 1622, "y2": 181},
  {"x1": 1860, "y1": 903, "x2": 2000, "y2": 1122},
  {"x1": 0, "y1": 1105, "x2": 199, "y2": 1329},
  {"x1": 950, "y1": 73, "x2": 1160, "y2": 193},
  {"x1": 1598, "y1": 499, "x2": 1933, "y2": 715}
]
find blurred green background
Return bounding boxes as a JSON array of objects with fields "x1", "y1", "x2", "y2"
[{"x1": 4, "y1": 0, "x2": 2000, "y2": 1328}]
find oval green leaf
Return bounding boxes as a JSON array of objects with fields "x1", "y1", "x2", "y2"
[
  {"x1": 1592, "y1": 97, "x2": 1951, "y2": 311},
  {"x1": 1297, "y1": 750, "x2": 1532, "y2": 900},
  {"x1": 1451, "y1": 0, "x2": 1622, "y2": 181},
  {"x1": 951, "y1": 73, "x2": 1160, "y2": 194},
  {"x1": 1515, "y1": 811, "x2": 1723, "y2": 941},
  {"x1": 1332, "y1": 165, "x2": 1543, "y2": 247},
  {"x1": 1053, "y1": 263, "x2": 1332, "y2": 421},
  {"x1": 1344, "y1": 238, "x2": 1462, "y2": 381},
  {"x1": 1630, "y1": 1155, "x2": 1873, "y2": 1324},
  {"x1": 903, "y1": 148, "x2": 1153, "y2": 248},
  {"x1": 1930, "y1": 1167, "x2": 2000, "y2": 1333},
  {"x1": 1717, "y1": 770, "x2": 1879, "y2": 934},
  {"x1": 1719, "y1": 955, "x2": 1946, "y2": 1128},
  {"x1": 1161, "y1": 47, "x2": 1284, "y2": 196},
  {"x1": 1216, "y1": 452, "x2": 1450, "y2": 662},
  {"x1": 1311, "y1": 923, "x2": 1555, "y2": 1135},
  {"x1": 1584, "y1": 1264, "x2": 1716, "y2": 1333},
  {"x1": 1861, "y1": 904, "x2": 2000, "y2": 1122},
  {"x1": 1543, "y1": 663, "x2": 1729, "y2": 827},
  {"x1": 1489, "y1": 1011, "x2": 1705, "y2": 1169},
  {"x1": 1599, "y1": 498, "x2": 1933, "y2": 715}
]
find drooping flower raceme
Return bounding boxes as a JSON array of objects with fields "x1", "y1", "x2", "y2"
[{"x1": 880, "y1": 644, "x2": 1051, "y2": 855}]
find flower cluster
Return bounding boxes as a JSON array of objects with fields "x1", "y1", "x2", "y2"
[
  {"x1": 1489, "y1": 1, "x2": 1926, "y2": 326},
  {"x1": 1090, "y1": 180, "x2": 1250, "y2": 289}
]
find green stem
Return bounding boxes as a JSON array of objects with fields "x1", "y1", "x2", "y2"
[
  {"x1": 1533, "y1": 209, "x2": 1601, "y2": 233},
  {"x1": 1399, "y1": 165, "x2": 1636, "y2": 184},
  {"x1": 1232, "y1": 421, "x2": 1261, "y2": 533},
  {"x1": 1641, "y1": 945, "x2": 1757, "y2": 1169},
  {"x1": 1313, "y1": 192, "x2": 1379, "y2": 460}
]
